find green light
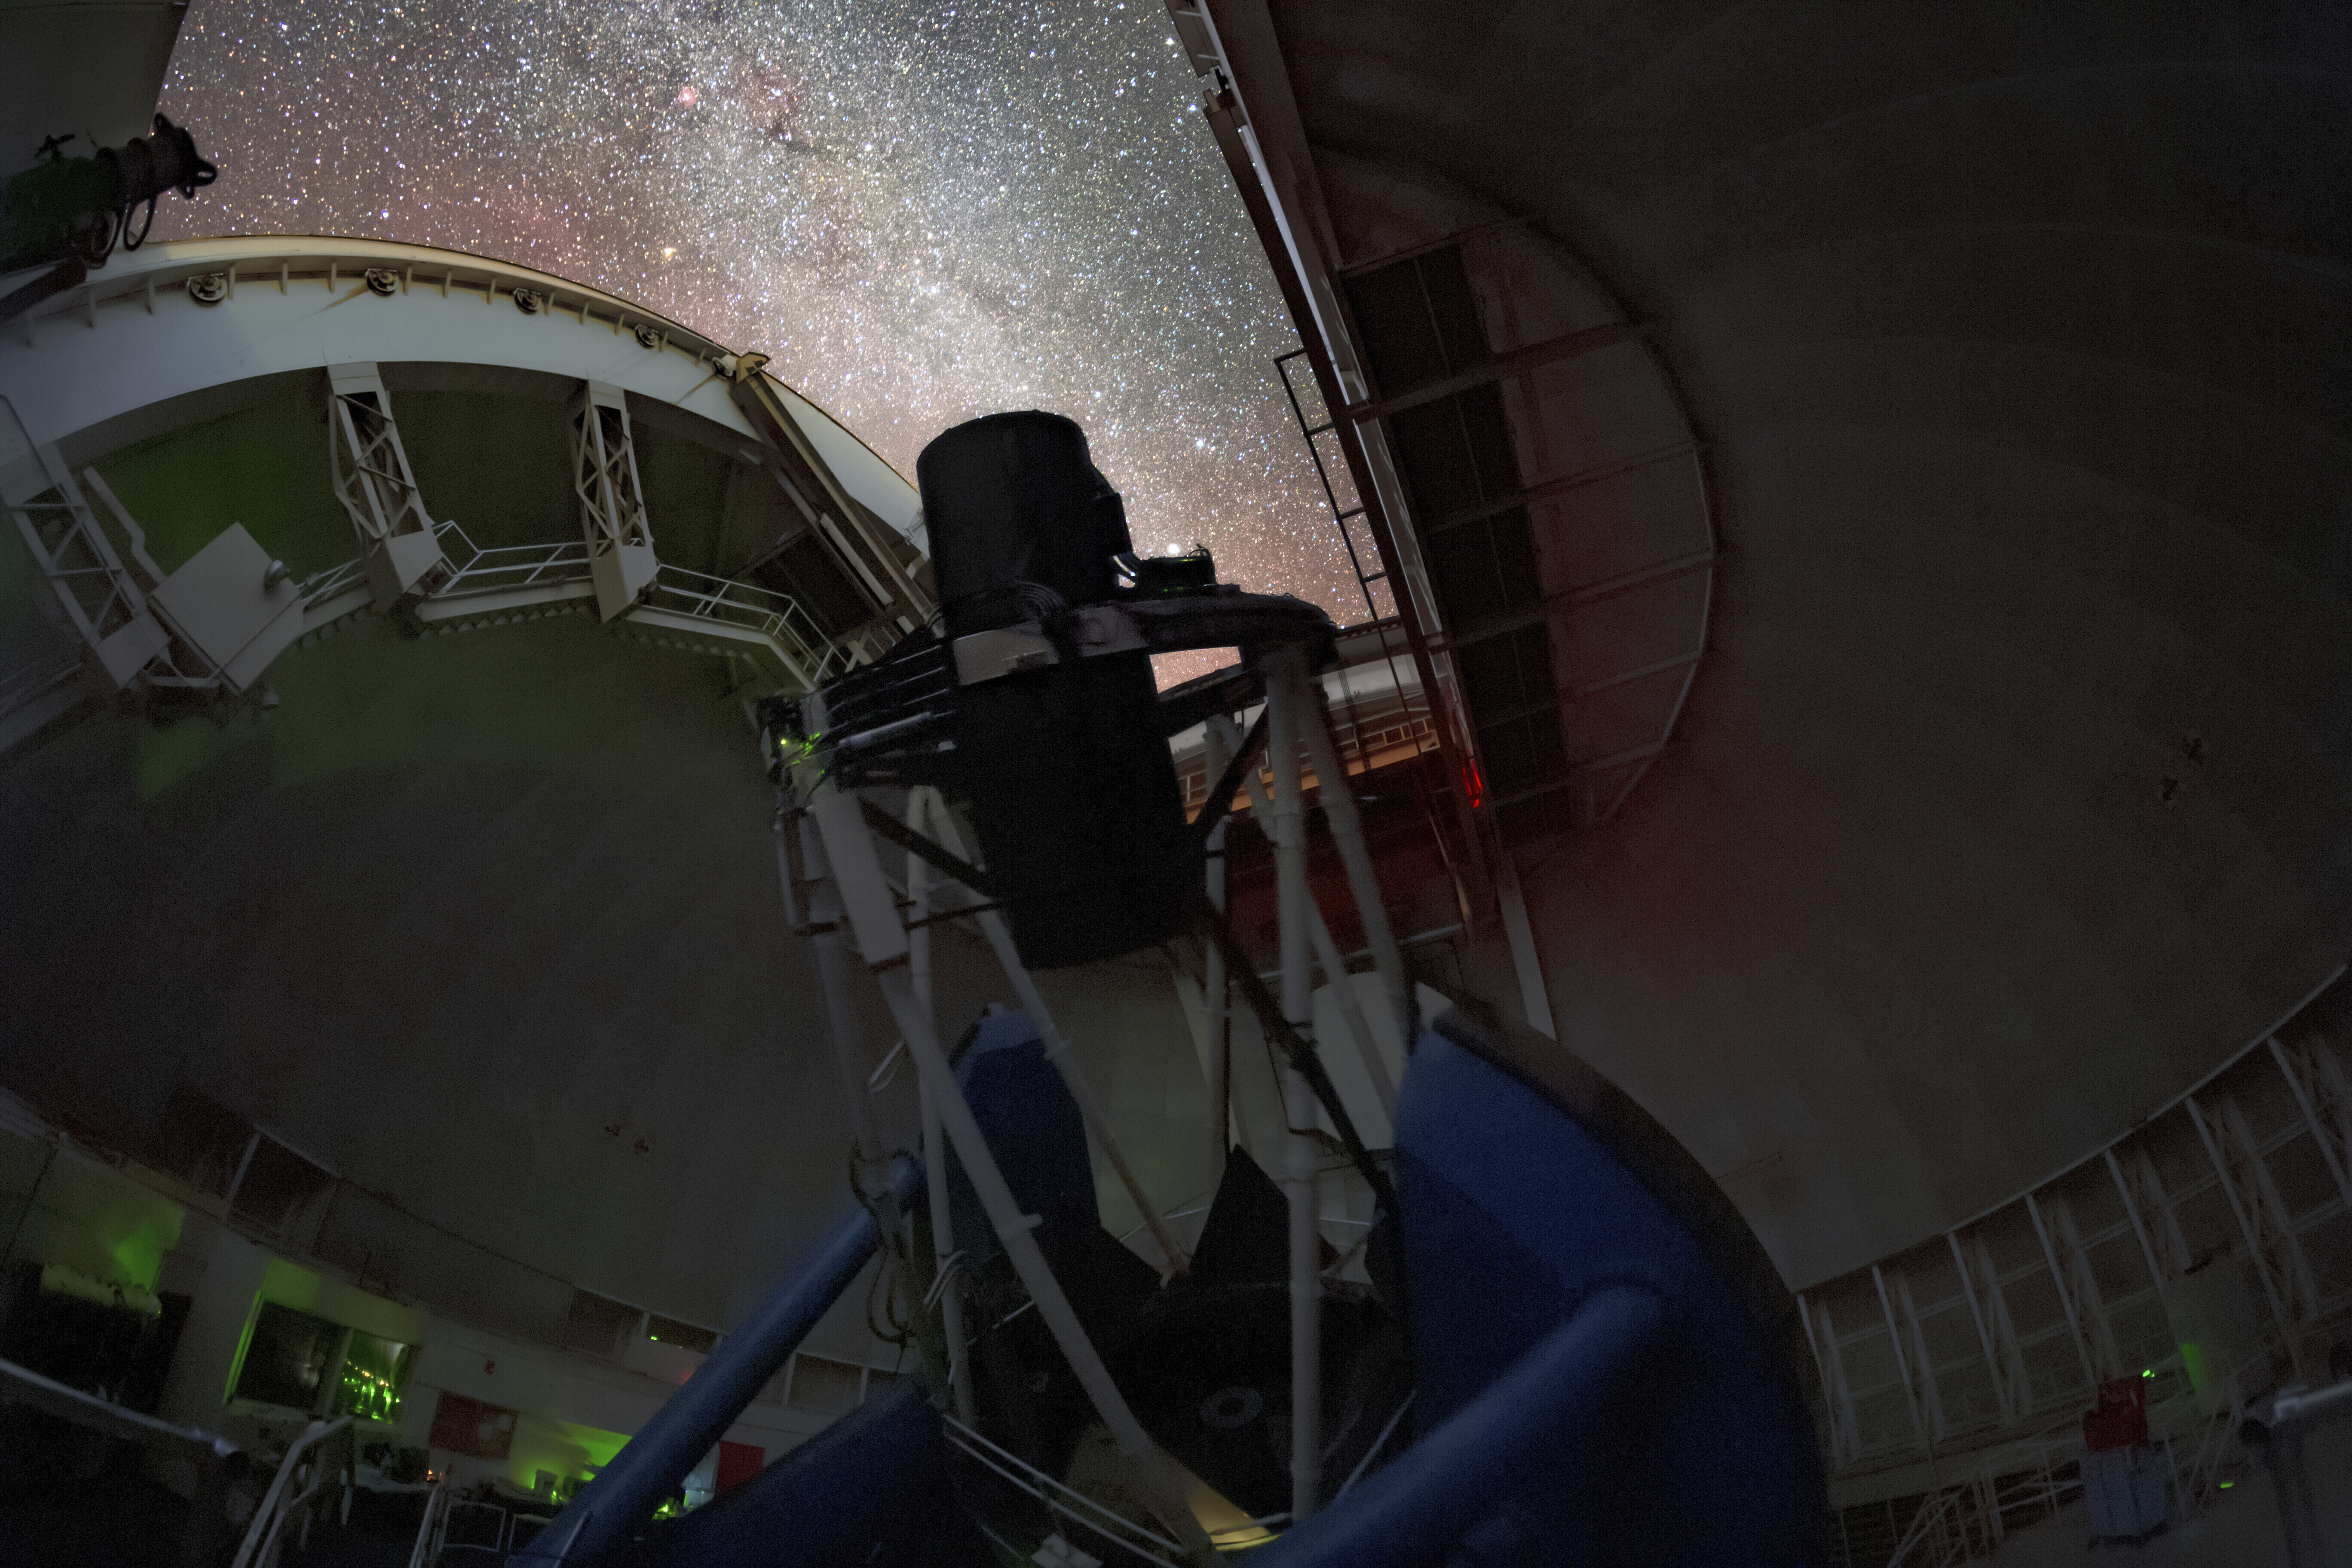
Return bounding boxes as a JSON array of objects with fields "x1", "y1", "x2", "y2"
[
  {"x1": 2220, "y1": 1481, "x2": 2235, "y2": 1490},
  {"x1": 2142, "y1": 1369, "x2": 2154, "y2": 1378}
]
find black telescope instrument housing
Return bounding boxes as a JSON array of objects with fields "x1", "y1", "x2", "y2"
[{"x1": 767, "y1": 410, "x2": 1334, "y2": 969}]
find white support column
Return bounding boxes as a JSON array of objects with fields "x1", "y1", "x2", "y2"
[
  {"x1": 1263, "y1": 645, "x2": 1323, "y2": 1522},
  {"x1": 2048, "y1": 1193, "x2": 2123, "y2": 1381},
  {"x1": 570, "y1": 380, "x2": 658, "y2": 620},
  {"x1": 1492, "y1": 851, "x2": 1557, "y2": 1041},
  {"x1": 1970, "y1": 1232, "x2": 2034, "y2": 1421},
  {"x1": 915, "y1": 795, "x2": 1188, "y2": 1275},
  {"x1": 2271, "y1": 1033, "x2": 2352, "y2": 1214},
  {"x1": 1872, "y1": 1264, "x2": 1931, "y2": 1455},
  {"x1": 2106, "y1": 1148, "x2": 2180, "y2": 1310},
  {"x1": 796, "y1": 811, "x2": 886, "y2": 1168},
  {"x1": 1805, "y1": 1292, "x2": 1861, "y2": 1466},
  {"x1": 1200, "y1": 721, "x2": 1233, "y2": 1185},
  {"x1": 2220, "y1": 1095, "x2": 2321, "y2": 1332},
  {"x1": 2186, "y1": 1093, "x2": 2319, "y2": 1362},
  {"x1": 2023, "y1": 1191, "x2": 2100, "y2": 1390},
  {"x1": 325, "y1": 363, "x2": 448, "y2": 607},
  {"x1": 1893, "y1": 1267, "x2": 1948, "y2": 1444},
  {"x1": 804, "y1": 788, "x2": 1214, "y2": 1564},
  {"x1": 1214, "y1": 714, "x2": 1398, "y2": 1127},
  {"x1": 1795, "y1": 1292, "x2": 1844, "y2": 1458},
  {"x1": 1291, "y1": 670, "x2": 1416, "y2": 1047},
  {"x1": 1948, "y1": 1231, "x2": 2015, "y2": 1427},
  {"x1": 6, "y1": 443, "x2": 170, "y2": 686},
  {"x1": 904, "y1": 786, "x2": 975, "y2": 1426}
]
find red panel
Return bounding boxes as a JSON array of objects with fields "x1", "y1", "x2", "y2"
[{"x1": 716, "y1": 1439, "x2": 765, "y2": 1494}]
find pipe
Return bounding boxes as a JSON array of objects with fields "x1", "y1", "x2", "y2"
[
  {"x1": 517, "y1": 1157, "x2": 922, "y2": 1567},
  {"x1": 919, "y1": 793, "x2": 1189, "y2": 1274},
  {"x1": 1254, "y1": 1286, "x2": 1665, "y2": 1568},
  {"x1": 1264, "y1": 646, "x2": 1323, "y2": 1522},
  {"x1": 906, "y1": 787, "x2": 976, "y2": 1425}
]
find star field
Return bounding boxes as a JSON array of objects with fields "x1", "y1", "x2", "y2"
[{"x1": 154, "y1": 0, "x2": 1391, "y2": 674}]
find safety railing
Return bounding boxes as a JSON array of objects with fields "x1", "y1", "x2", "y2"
[
  {"x1": 940, "y1": 1414, "x2": 1185, "y2": 1568},
  {"x1": 407, "y1": 1479, "x2": 452, "y2": 1568},
  {"x1": 0, "y1": 648, "x2": 82, "y2": 731},
  {"x1": 1881, "y1": 1429, "x2": 2083, "y2": 1568},
  {"x1": 287, "y1": 532, "x2": 888, "y2": 689},
  {"x1": 298, "y1": 555, "x2": 370, "y2": 611},
  {"x1": 643, "y1": 562, "x2": 888, "y2": 687},
  {"x1": 1882, "y1": 1371, "x2": 2250, "y2": 1568},
  {"x1": 0, "y1": 1354, "x2": 243, "y2": 1568},
  {"x1": 230, "y1": 1414, "x2": 355, "y2": 1568},
  {"x1": 433, "y1": 520, "x2": 591, "y2": 597}
]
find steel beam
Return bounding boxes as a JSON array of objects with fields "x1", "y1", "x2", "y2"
[
  {"x1": 2023, "y1": 1192, "x2": 2100, "y2": 1390},
  {"x1": 1871, "y1": 1264, "x2": 1931, "y2": 1454},
  {"x1": 325, "y1": 363, "x2": 448, "y2": 607},
  {"x1": 1947, "y1": 1231, "x2": 2015, "y2": 1427},
  {"x1": 569, "y1": 380, "x2": 658, "y2": 620},
  {"x1": 7, "y1": 444, "x2": 171, "y2": 686},
  {"x1": 2271, "y1": 1033, "x2": 2352, "y2": 1214},
  {"x1": 2184, "y1": 1094, "x2": 2316, "y2": 1363}
]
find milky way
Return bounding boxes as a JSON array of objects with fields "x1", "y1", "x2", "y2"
[{"x1": 153, "y1": 0, "x2": 1389, "y2": 675}]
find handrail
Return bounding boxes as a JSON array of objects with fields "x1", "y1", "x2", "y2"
[
  {"x1": 299, "y1": 556, "x2": 370, "y2": 610},
  {"x1": 231, "y1": 1414, "x2": 354, "y2": 1568},
  {"x1": 0, "y1": 649, "x2": 82, "y2": 717},
  {"x1": 939, "y1": 1413, "x2": 1180, "y2": 1568},
  {"x1": 407, "y1": 1479, "x2": 451, "y2": 1568},
  {"x1": 432, "y1": 520, "x2": 590, "y2": 595},
  {"x1": 0, "y1": 1355, "x2": 243, "y2": 1568},
  {"x1": 1882, "y1": 1367, "x2": 2256, "y2": 1568},
  {"x1": 291, "y1": 532, "x2": 889, "y2": 690},
  {"x1": 0, "y1": 1352, "x2": 236, "y2": 1462}
]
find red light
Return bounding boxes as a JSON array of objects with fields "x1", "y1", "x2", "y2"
[{"x1": 1461, "y1": 756, "x2": 1485, "y2": 809}]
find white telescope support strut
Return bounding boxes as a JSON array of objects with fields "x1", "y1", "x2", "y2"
[
  {"x1": 786, "y1": 808, "x2": 886, "y2": 1168},
  {"x1": 1200, "y1": 723, "x2": 1234, "y2": 1185},
  {"x1": 1290, "y1": 670, "x2": 1413, "y2": 1052},
  {"x1": 1213, "y1": 714, "x2": 1397, "y2": 1121},
  {"x1": 916, "y1": 793, "x2": 1190, "y2": 1276},
  {"x1": 1262, "y1": 645, "x2": 1323, "y2": 1522},
  {"x1": 802, "y1": 787, "x2": 1216, "y2": 1565},
  {"x1": 905, "y1": 787, "x2": 976, "y2": 1426}
]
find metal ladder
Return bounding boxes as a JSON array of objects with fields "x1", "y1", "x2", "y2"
[{"x1": 1274, "y1": 348, "x2": 1388, "y2": 627}]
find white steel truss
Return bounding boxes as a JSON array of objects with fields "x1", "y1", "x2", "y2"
[
  {"x1": 6, "y1": 444, "x2": 171, "y2": 687},
  {"x1": 1947, "y1": 1231, "x2": 2021, "y2": 1428},
  {"x1": 569, "y1": 380, "x2": 658, "y2": 620},
  {"x1": 1809, "y1": 981, "x2": 2352, "y2": 1522},
  {"x1": 2272, "y1": 1031, "x2": 2352, "y2": 1214},
  {"x1": 1797, "y1": 1291, "x2": 1862, "y2": 1467},
  {"x1": 2185, "y1": 1092, "x2": 2323, "y2": 1348},
  {"x1": 325, "y1": 362, "x2": 449, "y2": 607},
  {"x1": 2038, "y1": 1191, "x2": 2123, "y2": 1382},
  {"x1": 1890, "y1": 1266, "x2": 1948, "y2": 1445},
  {"x1": 2105, "y1": 1145, "x2": 2193, "y2": 1313}
]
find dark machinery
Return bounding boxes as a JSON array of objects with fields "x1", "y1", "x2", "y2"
[
  {"x1": 520, "y1": 412, "x2": 1824, "y2": 1568},
  {"x1": 769, "y1": 409, "x2": 1327, "y2": 970},
  {"x1": 0, "y1": 114, "x2": 217, "y2": 326}
]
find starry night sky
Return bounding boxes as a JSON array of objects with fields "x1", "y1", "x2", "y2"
[{"x1": 153, "y1": 0, "x2": 1385, "y2": 658}]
